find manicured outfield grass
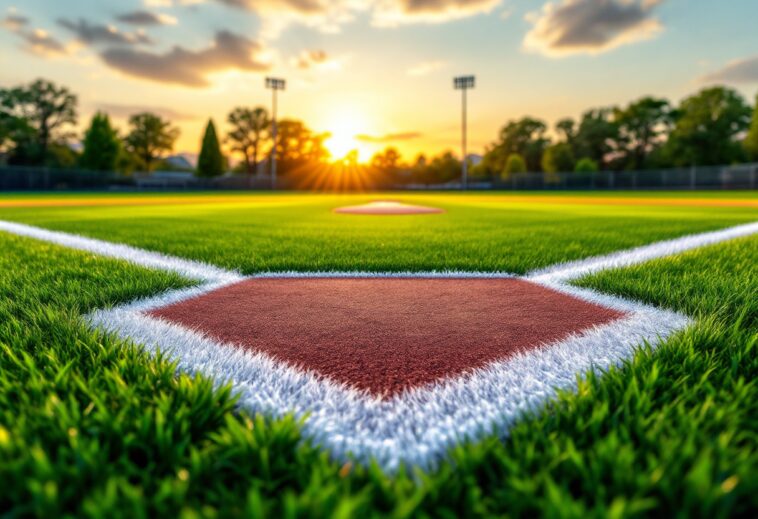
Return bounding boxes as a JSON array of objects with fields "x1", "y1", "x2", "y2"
[
  {"x1": 0, "y1": 192, "x2": 755, "y2": 273},
  {"x1": 0, "y1": 229, "x2": 755, "y2": 517}
]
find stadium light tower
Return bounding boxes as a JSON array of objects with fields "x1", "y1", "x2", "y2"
[
  {"x1": 265, "y1": 77, "x2": 286, "y2": 190},
  {"x1": 453, "y1": 75, "x2": 475, "y2": 190}
]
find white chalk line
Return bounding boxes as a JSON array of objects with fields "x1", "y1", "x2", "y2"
[{"x1": 1, "y1": 218, "x2": 756, "y2": 470}]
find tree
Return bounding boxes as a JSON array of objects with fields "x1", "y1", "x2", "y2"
[
  {"x1": 226, "y1": 107, "x2": 269, "y2": 176},
  {"x1": 197, "y1": 119, "x2": 224, "y2": 178},
  {"x1": 555, "y1": 118, "x2": 576, "y2": 144},
  {"x1": 665, "y1": 86, "x2": 751, "y2": 166},
  {"x1": 502, "y1": 153, "x2": 526, "y2": 178},
  {"x1": 411, "y1": 154, "x2": 428, "y2": 183},
  {"x1": 370, "y1": 147, "x2": 402, "y2": 173},
  {"x1": 80, "y1": 112, "x2": 120, "y2": 171},
  {"x1": 575, "y1": 157, "x2": 599, "y2": 172},
  {"x1": 123, "y1": 112, "x2": 179, "y2": 172},
  {"x1": 427, "y1": 151, "x2": 461, "y2": 183},
  {"x1": 574, "y1": 108, "x2": 619, "y2": 169},
  {"x1": 541, "y1": 143, "x2": 575, "y2": 173},
  {"x1": 273, "y1": 119, "x2": 330, "y2": 174},
  {"x1": 486, "y1": 117, "x2": 549, "y2": 173},
  {"x1": 744, "y1": 93, "x2": 758, "y2": 161},
  {"x1": 0, "y1": 78, "x2": 77, "y2": 164},
  {"x1": 615, "y1": 97, "x2": 672, "y2": 169}
]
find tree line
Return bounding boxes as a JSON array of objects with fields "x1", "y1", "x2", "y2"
[
  {"x1": 0, "y1": 78, "x2": 329, "y2": 179},
  {"x1": 374, "y1": 86, "x2": 758, "y2": 184},
  {"x1": 1, "y1": 78, "x2": 757, "y2": 183}
]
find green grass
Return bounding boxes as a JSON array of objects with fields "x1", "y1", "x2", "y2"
[
  {"x1": 1, "y1": 192, "x2": 755, "y2": 273},
  {"x1": 0, "y1": 227, "x2": 756, "y2": 517}
]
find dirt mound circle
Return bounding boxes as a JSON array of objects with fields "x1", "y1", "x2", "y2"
[{"x1": 333, "y1": 201, "x2": 444, "y2": 215}]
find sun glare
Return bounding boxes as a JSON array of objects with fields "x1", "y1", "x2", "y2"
[{"x1": 323, "y1": 110, "x2": 372, "y2": 163}]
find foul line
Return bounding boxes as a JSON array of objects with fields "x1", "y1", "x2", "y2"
[
  {"x1": 0, "y1": 220, "x2": 242, "y2": 284},
  {"x1": 529, "y1": 221, "x2": 758, "y2": 283},
  {"x1": 1, "y1": 219, "x2": 756, "y2": 284}
]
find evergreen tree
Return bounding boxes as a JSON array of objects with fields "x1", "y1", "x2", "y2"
[
  {"x1": 80, "y1": 112, "x2": 120, "y2": 171},
  {"x1": 197, "y1": 119, "x2": 224, "y2": 178}
]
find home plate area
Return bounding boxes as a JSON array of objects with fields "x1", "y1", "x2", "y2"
[
  {"x1": 8, "y1": 219, "x2": 749, "y2": 470},
  {"x1": 89, "y1": 270, "x2": 687, "y2": 471},
  {"x1": 148, "y1": 278, "x2": 624, "y2": 397}
]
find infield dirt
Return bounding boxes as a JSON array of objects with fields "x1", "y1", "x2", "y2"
[{"x1": 149, "y1": 277, "x2": 625, "y2": 397}]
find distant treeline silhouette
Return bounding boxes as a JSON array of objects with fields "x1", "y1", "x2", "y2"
[{"x1": 1, "y1": 78, "x2": 757, "y2": 184}]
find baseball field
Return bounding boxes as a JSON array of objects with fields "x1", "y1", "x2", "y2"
[{"x1": 0, "y1": 191, "x2": 756, "y2": 517}]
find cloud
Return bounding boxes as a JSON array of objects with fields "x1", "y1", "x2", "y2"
[
  {"x1": 144, "y1": 0, "x2": 204, "y2": 6},
  {"x1": 293, "y1": 49, "x2": 342, "y2": 71},
  {"x1": 701, "y1": 55, "x2": 758, "y2": 85},
  {"x1": 407, "y1": 60, "x2": 446, "y2": 76},
  {"x1": 96, "y1": 103, "x2": 198, "y2": 121},
  {"x1": 209, "y1": 0, "x2": 501, "y2": 35},
  {"x1": 213, "y1": 0, "x2": 359, "y2": 36},
  {"x1": 356, "y1": 132, "x2": 422, "y2": 143},
  {"x1": 116, "y1": 10, "x2": 178, "y2": 26},
  {"x1": 372, "y1": 0, "x2": 501, "y2": 26},
  {"x1": 524, "y1": 0, "x2": 665, "y2": 57},
  {"x1": 295, "y1": 49, "x2": 328, "y2": 69},
  {"x1": 100, "y1": 30, "x2": 271, "y2": 87},
  {"x1": 58, "y1": 18, "x2": 154, "y2": 46},
  {"x1": 2, "y1": 14, "x2": 29, "y2": 31},
  {"x1": 2, "y1": 15, "x2": 68, "y2": 57},
  {"x1": 217, "y1": 0, "x2": 324, "y2": 13},
  {"x1": 20, "y1": 28, "x2": 68, "y2": 57}
]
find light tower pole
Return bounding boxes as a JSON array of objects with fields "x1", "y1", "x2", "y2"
[
  {"x1": 453, "y1": 75, "x2": 475, "y2": 190},
  {"x1": 265, "y1": 77, "x2": 286, "y2": 190}
]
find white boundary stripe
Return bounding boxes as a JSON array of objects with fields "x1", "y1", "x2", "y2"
[
  {"x1": 2, "y1": 218, "x2": 755, "y2": 284},
  {"x1": 528, "y1": 221, "x2": 758, "y2": 283},
  {"x1": 0, "y1": 220, "x2": 242, "y2": 284},
  {"x1": 1, "y1": 218, "x2": 756, "y2": 470}
]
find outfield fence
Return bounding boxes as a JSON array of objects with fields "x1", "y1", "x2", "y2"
[
  {"x1": 1, "y1": 163, "x2": 757, "y2": 191},
  {"x1": 491, "y1": 163, "x2": 758, "y2": 191}
]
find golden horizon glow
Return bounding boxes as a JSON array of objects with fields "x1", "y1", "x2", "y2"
[{"x1": 321, "y1": 107, "x2": 375, "y2": 163}]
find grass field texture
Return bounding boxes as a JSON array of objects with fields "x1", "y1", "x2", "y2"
[
  {"x1": 0, "y1": 192, "x2": 755, "y2": 517},
  {"x1": 1, "y1": 191, "x2": 755, "y2": 273}
]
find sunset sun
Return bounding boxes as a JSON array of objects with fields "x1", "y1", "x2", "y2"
[{"x1": 323, "y1": 110, "x2": 373, "y2": 163}]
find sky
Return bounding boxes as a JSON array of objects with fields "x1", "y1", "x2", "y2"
[{"x1": 2, "y1": 0, "x2": 758, "y2": 163}]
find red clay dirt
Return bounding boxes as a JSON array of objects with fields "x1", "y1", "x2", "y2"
[
  {"x1": 149, "y1": 278, "x2": 625, "y2": 398},
  {"x1": 333, "y1": 201, "x2": 445, "y2": 215}
]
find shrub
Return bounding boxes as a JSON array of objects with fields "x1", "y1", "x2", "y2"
[
  {"x1": 541, "y1": 143, "x2": 575, "y2": 173},
  {"x1": 502, "y1": 153, "x2": 526, "y2": 179},
  {"x1": 574, "y1": 157, "x2": 599, "y2": 172}
]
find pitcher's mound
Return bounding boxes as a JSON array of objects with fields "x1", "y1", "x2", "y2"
[{"x1": 334, "y1": 201, "x2": 444, "y2": 215}]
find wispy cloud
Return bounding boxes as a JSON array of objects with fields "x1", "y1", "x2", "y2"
[
  {"x1": 58, "y1": 18, "x2": 154, "y2": 46},
  {"x1": 143, "y1": 0, "x2": 204, "y2": 6},
  {"x1": 100, "y1": 30, "x2": 270, "y2": 87},
  {"x1": 372, "y1": 0, "x2": 501, "y2": 27},
  {"x1": 1, "y1": 14, "x2": 28, "y2": 31},
  {"x1": 117, "y1": 10, "x2": 178, "y2": 26},
  {"x1": 293, "y1": 49, "x2": 342, "y2": 71},
  {"x1": 2, "y1": 14, "x2": 68, "y2": 57},
  {"x1": 700, "y1": 55, "x2": 758, "y2": 85},
  {"x1": 407, "y1": 60, "x2": 446, "y2": 77},
  {"x1": 356, "y1": 132, "x2": 422, "y2": 143},
  {"x1": 206, "y1": 0, "x2": 502, "y2": 36},
  {"x1": 524, "y1": 0, "x2": 665, "y2": 57}
]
